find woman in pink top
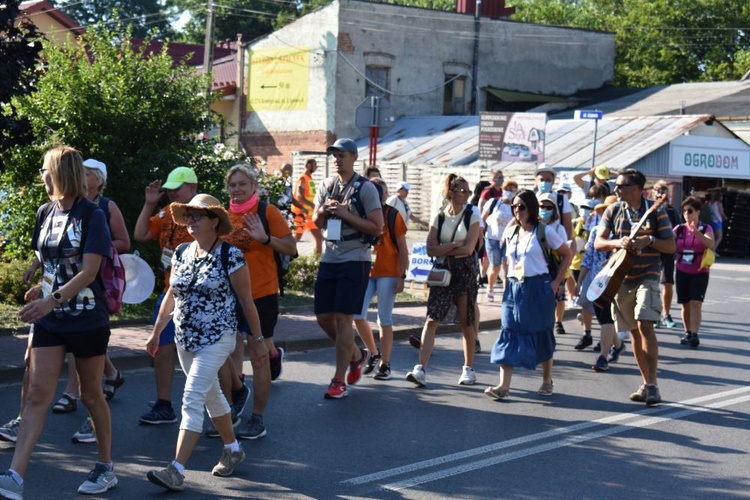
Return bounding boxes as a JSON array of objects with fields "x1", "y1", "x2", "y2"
[{"x1": 674, "y1": 197, "x2": 715, "y2": 349}]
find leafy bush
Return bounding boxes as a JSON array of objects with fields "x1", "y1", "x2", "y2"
[
  {"x1": 284, "y1": 254, "x2": 320, "y2": 293},
  {"x1": 0, "y1": 258, "x2": 33, "y2": 304}
]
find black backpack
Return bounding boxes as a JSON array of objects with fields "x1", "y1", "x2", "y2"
[
  {"x1": 256, "y1": 201, "x2": 298, "y2": 297},
  {"x1": 321, "y1": 175, "x2": 379, "y2": 246}
]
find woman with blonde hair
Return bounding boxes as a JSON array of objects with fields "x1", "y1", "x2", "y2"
[
  {"x1": 406, "y1": 174, "x2": 481, "y2": 387},
  {"x1": 2, "y1": 146, "x2": 117, "y2": 498}
]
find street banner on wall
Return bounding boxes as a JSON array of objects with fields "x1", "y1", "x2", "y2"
[
  {"x1": 248, "y1": 47, "x2": 309, "y2": 111},
  {"x1": 479, "y1": 112, "x2": 546, "y2": 162}
]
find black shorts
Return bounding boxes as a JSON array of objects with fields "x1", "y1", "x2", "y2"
[
  {"x1": 239, "y1": 293, "x2": 279, "y2": 338},
  {"x1": 593, "y1": 303, "x2": 614, "y2": 326},
  {"x1": 32, "y1": 323, "x2": 110, "y2": 358},
  {"x1": 675, "y1": 270, "x2": 709, "y2": 304},
  {"x1": 314, "y1": 261, "x2": 371, "y2": 315},
  {"x1": 660, "y1": 253, "x2": 675, "y2": 285}
]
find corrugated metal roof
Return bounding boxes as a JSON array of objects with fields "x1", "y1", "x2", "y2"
[{"x1": 358, "y1": 114, "x2": 724, "y2": 170}]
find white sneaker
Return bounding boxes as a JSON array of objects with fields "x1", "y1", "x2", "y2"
[
  {"x1": 406, "y1": 364, "x2": 426, "y2": 387},
  {"x1": 617, "y1": 331, "x2": 630, "y2": 341},
  {"x1": 458, "y1": 365, "x2": 477, "y2": 385}
]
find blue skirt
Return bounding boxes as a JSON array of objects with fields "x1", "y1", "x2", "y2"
[{"x1": 490, "y1": 274, "x2": 556, "y2": 369}]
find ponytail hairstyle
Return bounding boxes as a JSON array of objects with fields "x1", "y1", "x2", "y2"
[{"x1": 443, "y1": 173, "x2": 469, "y2": 202}]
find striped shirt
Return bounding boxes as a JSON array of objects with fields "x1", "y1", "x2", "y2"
[{"x1": 600, "y1": 197, "x2": 674, "y2": 283}]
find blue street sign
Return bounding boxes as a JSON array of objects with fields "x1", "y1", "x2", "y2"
[{"x1": 575, "y1": 110, "x2": 603, "y2": 120}]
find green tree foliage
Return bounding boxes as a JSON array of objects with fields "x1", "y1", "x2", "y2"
[
  {"x1": 55, "y1": 0, "x2": 174, "y2": 39},
  {"x1": 0, "y1": 23, "x2": 221, "y2": 260},
  {"x1": 0, "y1": 0, "x2": 43, "y2": 168},
  {"x1": 169, "y1": 0, "x2": 298, "y2": 44},
  {"x1": 510, "y1": 0, "x2": 750, "y2": 86}
]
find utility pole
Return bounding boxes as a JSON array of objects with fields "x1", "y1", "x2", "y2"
[
  {"x1": 203, "y1": 0, "x2": 216, "y2": 116},
  {"x1": 470, "y1": 0, "x2": 481, "y2": 115}
]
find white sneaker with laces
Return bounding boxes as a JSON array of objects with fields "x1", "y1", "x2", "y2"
[
  {"x1": 458, "y1": 365, "x2": 477, "y2": 385},
  {"x1": 406, "y1": 364, "x2": 426, "y2": 387}
]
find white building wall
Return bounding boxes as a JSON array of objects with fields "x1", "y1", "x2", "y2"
[{"x1": 243, "y1": 0, "x2": 614, "y2": 163}]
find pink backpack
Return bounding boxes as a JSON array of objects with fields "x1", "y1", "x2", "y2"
[{"x1": 99, "y1": 245, "x2": 126, "y2": 314}]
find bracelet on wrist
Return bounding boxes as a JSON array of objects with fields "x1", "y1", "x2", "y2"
[
  {"x1": 252, "y1": 335, "x2": 265, "y2": 343},
  {"x1": 262, "y1": 235, "x2": 272, "y2": 245}
]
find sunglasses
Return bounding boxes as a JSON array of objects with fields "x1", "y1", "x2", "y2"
[
  {"x1": 614, "y1": 183, "x2": 633, "y2": 190},
  {"x1": 184, "y1": 212, "x2": 209, "y2": 222},
  {"x1": 512, "y1": 204, "x2": 526, "y2": 211},
  {"x1": 453, "y1": 188, "x2": 471, "y2": 194},
  {"x1": 683, "y1": 208, "x2": 695, "y2": 214},
  {"x1": 540, "y1": 204, "x2": 555, "y2": 210}
]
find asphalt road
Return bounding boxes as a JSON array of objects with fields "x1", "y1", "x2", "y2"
[{"x1": 1, "y1": 260, "x2": 749, "y2": 499}]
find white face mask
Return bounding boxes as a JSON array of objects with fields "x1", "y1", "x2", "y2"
[{"x1": 503, "y1": 190, "x2": 514, "y2": 200}]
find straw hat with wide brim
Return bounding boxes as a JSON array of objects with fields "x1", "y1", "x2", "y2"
[
  {"x1": 171, "y1": 194, "x2": 233, "y2": 236},
  {"x1": 595, "y1": 195, "x2": 618, "y2": 212}
]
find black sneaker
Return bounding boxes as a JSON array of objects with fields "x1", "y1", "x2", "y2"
[
  {"x1": 680, "y1": 332, "x2": 692, "y2": 345},
  {"x1": 574, "y1": 335, "x2": 593, "y2": 350},
  {"x1": 373, "y1": 363, "x2": 392, "y2": 380},
  {"x1": 689, "y1": 333, "x2": 700, "y2": 349},
  {"x1": 364, "y1": 353, "x2": 381, "y2": 375},
  {"x1": 593, "y1": 342, "x2": 601, "y2": 352},
  {"x1": 270, "y1": 347, "x2": 284, "y2": 381},
  {"x1": 232, "y1": 384, "x2": 250, "y2": 416},
  {"x1": 409, "y1": 335, "x2": 421, "y2": 349},
  {"x1": 607, "y1": 343, "x2": 626, "y2": 363},
  {"x1": 475, "y1": 339, "x2": 482, "y2": 354},
  {"x1": 205, "y1": 408, "x2": 241, "y2": 438},
  {"x1": 237, "y1": 414, "x2": 266, "y2": 440},
  {"x1": 645, "y1": 385, "x2": 662, "y2": 406},
  {"x1": 555, "y1": 322, "x2": 566, "y2": 335},
  {"x1": 139, "y1": 402, "x2": 177, "y2": 425}
]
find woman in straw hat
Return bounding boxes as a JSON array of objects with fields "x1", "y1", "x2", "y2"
[{"x1": 145, "y1": 194, "x2": 263, "y2": 492}]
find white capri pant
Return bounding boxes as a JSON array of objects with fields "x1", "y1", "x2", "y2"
[{"x1": 175, "y1": 332, "x2": 236, "y2": 433}]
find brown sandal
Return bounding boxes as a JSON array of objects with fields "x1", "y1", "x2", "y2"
[{"x1": 52, "y1": 393, "x2": 77, "y2": 413}]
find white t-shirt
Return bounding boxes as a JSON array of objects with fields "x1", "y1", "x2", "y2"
[
  {"x1": 503, "y1": 223, "x2": 565, "y2": 278},
  {"x1": 482, "y1": 198, "x2": 513, "y2": 240},
  {"x1": 432, "y1": 206, "x2": 481, "y2": 244},
  {"x1": 386, "y1": 194, "x2": 410, "y2": 225}
]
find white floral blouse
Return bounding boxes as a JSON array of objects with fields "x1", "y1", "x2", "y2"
[{"x1": 170, "y1": 242, "x2": 245, "y2": 351}]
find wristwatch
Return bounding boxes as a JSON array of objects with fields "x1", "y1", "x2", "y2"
[
  {"x1": 262, "y1": 235, "x2": 272, "y2": 245},
  {"x1": 252, "y1": 335, "x2": 265, "y2": 343},
  {"x1": 648, "y1": 235, "x2": 656, "y2": 246},
  {"x1": 52, "y1": 291, "x2": 63, "y2": 304},
  {"x1": 401, "y1": 274, "x2": 407, "y2": 279}
]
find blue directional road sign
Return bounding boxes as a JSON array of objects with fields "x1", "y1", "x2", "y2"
[{"x1": 575, "y1": 110, "x2": 603, "y2": 120}]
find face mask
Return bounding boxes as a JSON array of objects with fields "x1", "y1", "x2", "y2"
[
  {"x1": 503, "y1": 190, "x2": 514, "y2": 199},
  {"x1": 538, "y1": 181, "x2": 553, "y2": 193},
  {"x1": 539, "y1": 209, "x2": 553, "y2": 221}
]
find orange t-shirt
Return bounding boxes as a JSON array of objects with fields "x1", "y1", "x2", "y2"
[
  {"x1": 222, "y1": 203, "x2": 292, "y2": 299},
  {"x1": 371, "y1": 208, "x2": 407, "y2": 278},
  {"x1": 292, "y1": 173, "x2": 315, "y2": 215},
  {"x1": 148, "y1": 203, "x2": 194, "y2": 290}
]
